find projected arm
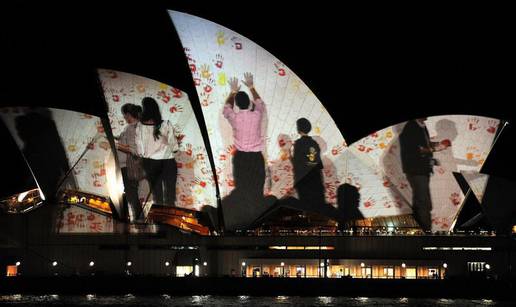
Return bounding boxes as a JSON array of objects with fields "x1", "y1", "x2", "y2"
[
  {"x1": 167, "y1": 121, "x2": 179, "y2": 154},
  {"x1": 420, "y1": 140, "x2": 452, "y2": 153},
  {"x1": 116, "y1": 143, "x2": 132, "y2": 154},
  {"x1": 242, "y1": 72, "x2": 261, "y2": 100},
  {"x1": 242, "y1": 72, "x2": 264, "y2": 113},
  {"x1": 116, "y1": 129, "x2": 134, "y2": 154},
  {"x1": 225, "y1": 77, "x2": 240, "y2": 107}
]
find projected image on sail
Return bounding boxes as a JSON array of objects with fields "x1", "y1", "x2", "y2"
[
  {"x1": 169, "y1": 11, "x2": 347, "y2": 230},
  {"x1": 98, "y1": 69, "x2": 217, "y2": 231},
  {"x1": 0, "y1": 107, "x2": 121, "y2": 233},
  {"x1": 461, "y1": 172, "x2": 516, "y2": 234},
  {"x1": 334, "y1": 115, "x2": 501, "y2": 232}
]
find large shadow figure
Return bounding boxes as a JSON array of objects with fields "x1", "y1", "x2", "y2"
[
  {"x1": 382, "y1": 119, "x2": 477, "y2": 232},
  {"x1": 336, "y1": 183, "x2": 364, "y2": 230},
  {"x1": 380, "y1": 123, "x2": 419, "y2": 219},
  {"x1": 15, "y1": 108, "x2": 74, "y2": 196},
  {"x1": 398, "y1": 119, "x2": 437, "y2": 231},
  {"x1": 14, "y1": 108, "x2": 75, "y2": 234}
]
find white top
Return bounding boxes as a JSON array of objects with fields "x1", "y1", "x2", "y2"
[{"x1": 135, "y1": 120, "x2": 179, "y2": 160}]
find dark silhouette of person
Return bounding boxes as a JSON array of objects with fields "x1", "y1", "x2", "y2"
[
  {"x1": 336, "y1": 183, "x2": 364, "y2": 226},
  {"x1": 14, "y1": 108, "x2": 73, "y2": 197},
  {"x1": 399, "y1": 118, "x2": 451, "y2": 231},
  {"x1": 116, "y1": 103, "x2": 143, "y2": 221},
  {"x1": 136, "y1": 97, "x2": 178, "y2": 207},
  {"x1": 292, "y1": 118, "x2": 325, "y2": 207},
  {"x1": 13, "y1": 108, "x2": 75, "y2": 235}
]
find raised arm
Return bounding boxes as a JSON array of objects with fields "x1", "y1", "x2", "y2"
[
  {"x1": 167, "y1": 121, "x2": 179, "y2": 154},
  {"x1": 225, "y1": 77, "x2": 240, "y2": 107},
  {"x1": 242, "y1": 72, "x2": 260, "y2": 100}
]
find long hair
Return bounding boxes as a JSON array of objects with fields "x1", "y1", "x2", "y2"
[{"x1": 140, "y1": 97, "x2": 163, "y2": 140}]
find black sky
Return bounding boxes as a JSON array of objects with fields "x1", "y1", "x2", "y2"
[{"x1": 1, "y1": 2, "x2": 513, "y2": 196}]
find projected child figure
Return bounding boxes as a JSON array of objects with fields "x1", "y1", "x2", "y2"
[{"x1": 292, "y1": 118, "x2": 325, "y2": 207}]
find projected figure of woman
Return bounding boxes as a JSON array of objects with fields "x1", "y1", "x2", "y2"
[
  {"x1": 116, "y1": 103, "x2": 143, "y2": 221},
  {"x1": 399, "y1": 117, "x2": 451, "y2": 231},
  {"x1": 135, "y1": 97, "x2": 179, "y2": 207}
]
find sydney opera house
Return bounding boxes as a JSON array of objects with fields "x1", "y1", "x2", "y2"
[{"x1": 1, "y1": 7, "x2": 515, "y2": 290}]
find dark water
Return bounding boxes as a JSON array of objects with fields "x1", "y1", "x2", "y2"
[{"x1": 0, "y1": 295, "x2": 513, "y2": 306}]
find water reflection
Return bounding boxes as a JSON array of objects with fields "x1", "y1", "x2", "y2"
[
  {"x1": 191, "y1": 295, "x2": 211, "y2": 305},
  {"x1": 318, "y1": 296, "x2": 334, "y2": 305},
  {"x1": 86, "y1": 294, "x2": 96, "y2": 301},
  {"x1": 0, "y1": 295, "x2": 513, "y2": 306}
]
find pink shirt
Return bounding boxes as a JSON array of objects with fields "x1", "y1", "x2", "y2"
[{"x1": 223, "y1": 98, "x2": 265, "y2": 152}]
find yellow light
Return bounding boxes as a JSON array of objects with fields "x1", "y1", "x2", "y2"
[
  {"x1": 105, "y1": 152, "x2": 124, "y2": 213},
  {"x1": 17, "y1": 191, "x2": 29, "y2": 202},
  {"x1": 286, "y1": 246, "x2": 304, "y2": 250}
]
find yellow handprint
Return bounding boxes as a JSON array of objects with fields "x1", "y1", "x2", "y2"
[
  {"x1": 217, "y1": 72, "x2": 227, "y2": 86},
  {"x1": 216, "y1": 31, "x2": 225, "y2": 45},
  {"x1": 200, "y1": 64, "x2": 211, "y2": 79}
]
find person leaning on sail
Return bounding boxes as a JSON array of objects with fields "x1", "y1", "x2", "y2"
[
  {"x1": 222, "y1": 72, "x2": 266, "y2": 203},
  {"x1": 116, "y1": 103, "x2": 144, "y2": 220}
]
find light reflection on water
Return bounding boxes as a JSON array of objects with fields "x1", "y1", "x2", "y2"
[{"x1": 0, "y1": 295, "x2": 513, "y2": 306}]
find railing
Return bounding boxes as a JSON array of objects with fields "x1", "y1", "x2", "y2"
[{"x1": 230, "y1": 228, "x2": 499, "y2": 237}]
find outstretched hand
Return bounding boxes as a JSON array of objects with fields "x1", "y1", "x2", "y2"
[
  {"x1": 229, "y1": 77, "x2": 240, "y2": 93},
  {"x1": 440, "y1": 139, "x2": 452, "y2": 147},
  {"x1": 242, "y1": 72, "x2": 254, "y2": 88}
]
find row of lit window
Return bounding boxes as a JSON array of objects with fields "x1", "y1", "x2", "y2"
[
  {"x1": 241, "y1": 261, "x2": 453, "y2": 269},
  {"x1": 268, "y1": 246, "x2": 335, "y2": 250},
  {"x1": 11, "y1": 260, "x2": 209, "y2": 268},
  {"x1": 423, "y1": 247, "x2": 492, "y2": 251}
]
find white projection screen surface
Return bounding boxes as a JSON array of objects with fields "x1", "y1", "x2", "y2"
[
  {"x1": 169, "y1": 11, "x2": 347, "y2": 214},
  {"x1": 0, "y1": 107, "x2": 119, "y2": 233},
  {"x1": 98, "y1": 69, "x2": 217, "y2": 216},
  {"x1": 461, "y1": 171, "x2": 490, "y2": 204},
  {"x1": 336, "y1": 115, "x2": 500, "y2": 231}
]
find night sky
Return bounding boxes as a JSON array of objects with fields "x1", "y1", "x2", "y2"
[{"x1": 1, "y1": 2, "x2": 513, "y2": 197}]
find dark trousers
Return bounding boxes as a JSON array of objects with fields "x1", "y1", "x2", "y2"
[
  {"x1": 406, "y1": 174, "x2": 433, "y2": 231},
  {"x1": 232, "y1": 151, "x2": 265, "y2": 200},
  {"x1": 294, "y1": 168, "x2": 326, "y2": 207},
  {"x1": 142, "y1": 158, "x2": 177, "y2": 206},
  {"x1": 121, "y1": 167, "x2": 142, "y2": 220}
]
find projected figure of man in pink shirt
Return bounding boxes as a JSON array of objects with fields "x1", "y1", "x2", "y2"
[{"x1": 222, "y1": 72, "x2": 267, "y2": 230}]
